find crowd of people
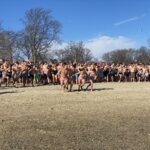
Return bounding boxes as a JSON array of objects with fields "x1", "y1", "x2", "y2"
[{"x1": 0, "y1": 59, "x2": 150, "y2": 91}]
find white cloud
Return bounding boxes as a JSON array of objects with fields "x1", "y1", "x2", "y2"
[
  {"x1": 85, "y1": 35, "x2": 137, "y2": 58},
  {"x1": 52, "y1": 35, "x2": 138, "y2": 59}
]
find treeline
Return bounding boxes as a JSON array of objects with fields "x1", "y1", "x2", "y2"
[
  {"x1": 0, "y1": 8, "x2": 93, "y2": 63},
  {"x1": 102, "y1": 47, "x2": 150, "y2": 65}
]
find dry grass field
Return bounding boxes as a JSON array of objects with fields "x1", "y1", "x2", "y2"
[{"x1": 0, "y1": 83, "x2": 150, "y2": 150}]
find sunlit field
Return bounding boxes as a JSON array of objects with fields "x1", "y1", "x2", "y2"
[{"x1": 0, "y1": 83, "x2": 150, "y2": 150}]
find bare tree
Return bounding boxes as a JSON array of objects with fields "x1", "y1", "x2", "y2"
[
  {"x1": 0, "y1": 25, "x2": 17, "y2": 60},
  {"x1": 55, "y1": 41, "x2": 93, "y2": 63},
  {"x1": 136, "y1": 47, "x2": 150, "y2": 64},
  {"x1": 102, "y1": 52, "x2": 112, "y2": 64},
  {"x1": 55, "y1": 49, "x2": 66, "y2": 62},
  {"x1": 18, "y1": 8, "x2": 61, "y2": 62},
  {"x1": 0, "y1": 24, "x2": 5, "y2": 58},
  {"x1": 102, "y1": 47, "x2": 150, "y2": 65},
  {"x1": 102, "y1": 49, "x2": 137, "y2": 64}
]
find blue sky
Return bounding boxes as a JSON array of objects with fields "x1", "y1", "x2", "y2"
[{"x1": 0, "y1": 0, "x2": 150, "y2": 57}]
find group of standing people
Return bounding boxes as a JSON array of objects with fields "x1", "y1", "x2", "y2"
[
  {"x1": 0, "y1": 60, "x2": 150, "y2": 91},
  {"x1": 0, "y1": 60, "x2": 97, "y2": 91}
]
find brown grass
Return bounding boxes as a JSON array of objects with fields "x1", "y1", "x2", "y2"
[{"x1": 0, "y1": 83, "x2": 150, "y2": 150}]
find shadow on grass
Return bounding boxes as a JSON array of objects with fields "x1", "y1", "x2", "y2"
[
  {"x1": 93, "y1": 88, "x2": 114, "y2": 91},
  {"x1": 0, "y1": 91, "x2": 23, "y2": 95},
  {"x1": 72, "y1": 88, "x2": 114, "y2": 92}
]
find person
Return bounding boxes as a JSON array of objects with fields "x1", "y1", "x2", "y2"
[
  {"x1": 58, "y1": 63, "x2": 69, "y2": 91},
  {"x1": 143, "y1": 67, "x2": 149, "y2": 82},
  {"x1": 34, "y1": 65, "x2": 41, "y2": 85},
  {"x1": 98, "y1": 65, "x2": 104, "y2": 82},
  {"x1": 12, "y1": 63, "x2": 20, "y2": 88},
  {"x1": 0, "y1": 65, "x2": 2, "y2": 87},
  {"x1": 6, "y1": 66, "x2": 12, "y2": 87},
  {"x1": 117, "y1": 65, "x2": 124, "y2": 82},
  {"x1": 20, "y1": 61, "x2": 28, "y2": 87},
  {"x1": 110, "y1": 64, "x2": 117, "y2": 82},
  {"x1": 124, "y1": 67, "x2": 130, "y2": 82},
  {"x1": 67, "y1": 65, "x2": 74, "y2": 92},
  {"x1": 72, "y1": 64, "x2": 79, "y2": 84},
  {"x1": 42, "y1": 62, "x2": 48, "y2": 85},
  {"x1": 103, "y1": 65, "x2": 109, "y2": 82},
  {"x1": 129, "y1": 65, "x2": 135, "y2": 82},
  {"x1": 86, "y1": 66, "x2": 97, "y2": 91},
  {"x1": 52, "y1": 64, "x2": 58, "y2": 85},
  {"x1": 136, "y1": 68, "x2": 143, "y2": 82},
  {"x1": 78, "y1": 67, "x2": 87, "y2": 91},
  {"x1": 28, "y1": 65, "x2": 35, "y2": 87}
]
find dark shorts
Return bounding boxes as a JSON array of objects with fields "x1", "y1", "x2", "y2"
[
  {"x1": 0, "y1": 73, "x2": 2, "y2": 79},
  {"x1": 21, "y1": 71, "x2": 27, "y2": 79},
  {"x1": 119, "y1": 73, "x2": 123, "y2": 76},
  {"x1": 110, "y1": 73, "x2": 116, "y2": 77},
  {"x1": 6, "y1": 74, "x2": 12, "y2": 78},
  {"x1": 29, "y1": 74, "x2": 34, "y2": 80},
  {"x1": 87, "y1": 75, "x2": 94, "y2": 81},
  {"x1": 137, "y1": 73, "x2": 142, "y2": 78},
  {"x1": 52, "y1": 70, "x2": 58, "y2": 75},
  {"x1": 12, "y1": 73, "x2": 19, "y2": 81},
  {"x1": 42, "y1": 74, "x2": 47, "y2": 79},
  {"x1": 124, "y1": 72, "x2": 130, "y2": 77},
  {"x1": 103, "y1": 70, "x2": 109, "y2": 77},
  {"x1": 47, "y1": 70, "x2": 52, "y2": 77}
]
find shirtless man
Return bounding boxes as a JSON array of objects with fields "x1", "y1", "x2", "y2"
[
  {"x1": 129, "y1": 65, "x2": 135, "y2": 82},
  {"x1": 2, "y1": 60, "x2": 10, "y2": 86},
  {"x1": 42, "y1": 62, "x2": 48, "y2": 85},
  {"x1": 6, "y1": 66, "x2": 12, "y2": 86},
  {"x1": 34, "y1": 65, "x2": 41, "y2": 85},
  {"x1": 103, "y1": 65, "x2": 109, "y2": 82},
  {"x1": 28, "y1": 65, "x2": 35, "y2": 87},
  {"x1": 117, "y1": 65, "x2": 124, "y2": 82},
  {"x1": 86, "y1": 66, "x2": 97, "y2": 91},
  {"x1": 78, "y1": 67, "x2": 87, "y2": 91},
  {"x1": 51, "y1": 64, "x2": 58, "y2": 85},
  {"x1": 67, "y1": 65, "x2": 75, "y2": 92},
  {"x1": 12, "y1": 62, "x2": 20, "y2": 88},
  {"x1": 20, "y1": 61, "x2": 28, "y2": 87},
  {"x1": 136, "y1": 67, "x2": 143, "y2": 82},
  {"x1": 143, "y1": 66, "x2": 149, "y2": 82},
  {"x1": 59, "y1": 63, "x2": 69, "y2": 91}
]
